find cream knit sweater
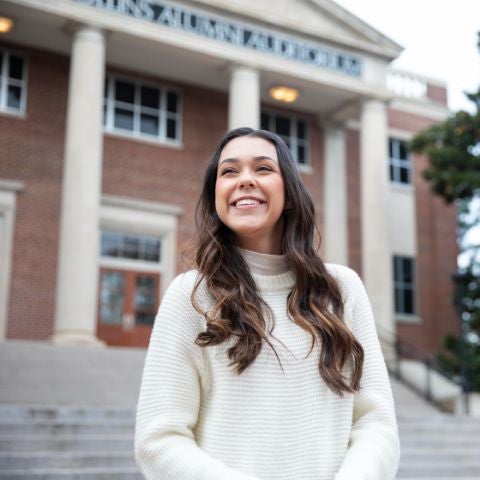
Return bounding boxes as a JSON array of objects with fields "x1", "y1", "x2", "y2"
[{"x1": 135, "y1": 250, "x2": 400, "y2": 480}]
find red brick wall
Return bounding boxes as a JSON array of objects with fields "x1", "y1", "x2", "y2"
[
  {"x1": 388, "y1": 110, "x2": 459, "y2": 354},
  {"x1": 0, "y1": 42, "x2": 68, "y2": 340},
  {"x1": 398, "y1": 152, "x2": 459, "y2": 353},
  {"x1": 427, "y1": 84, "x2": 448, "y2": 105}
]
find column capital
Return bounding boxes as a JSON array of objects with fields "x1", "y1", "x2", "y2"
[{"x1": 63, "y1": 21, "x2": 107, "y2": 41}]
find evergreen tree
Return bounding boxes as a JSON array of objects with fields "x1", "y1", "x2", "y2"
[{"x1": 409, "y1": 85, "x2": 480, "y2": 392}]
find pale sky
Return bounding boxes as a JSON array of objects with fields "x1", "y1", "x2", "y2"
[{"x1": 334, "y1": 0, "x2": 480, "y2": 113}]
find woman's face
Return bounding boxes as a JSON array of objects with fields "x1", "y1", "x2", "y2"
[{"x1": 215, "y1": 136, "x2": 285, "y2": 254}]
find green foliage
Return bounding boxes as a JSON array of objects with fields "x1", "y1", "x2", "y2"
[
  {"x1": 410, "y1": 90, "x2": 480, "y2": 203},
  {"x1": 409, "y1": 87, "x2": 480, "y2": 392}
]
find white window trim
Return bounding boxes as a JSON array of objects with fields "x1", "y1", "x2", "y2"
[
  {"x1": 103, "y1": 73, "x2": 182, "y2": 147},
  {"x1": 0, "y1": 180, "x2": 24, "y2": 340},
  {"x1": 99, "y1": 195, "x2": 183, "y2": 298},
  {"x1": 0, "y1": 49, "x2": 28, "y2": 117}
]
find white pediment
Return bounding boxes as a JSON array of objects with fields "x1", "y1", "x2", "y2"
[{"x1": 190, "y1": 0, "x2": 403, "y2": 60}]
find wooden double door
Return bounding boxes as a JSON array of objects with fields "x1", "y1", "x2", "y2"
[{"x1": 97, "y1": 268, "x2": 160, "y2": 347}]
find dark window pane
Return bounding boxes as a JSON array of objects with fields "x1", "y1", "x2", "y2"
[
  {"x1": 297, "y1": 145, "x2": 306, "y2": 165},
  {"x1": 402, "y1": 258, "x2": 413, "y2": 283},
  {"x1": 399, "y1": 141, "x2": 408, "y2": 160},
  {"x1": 114, "y1": 108, "x2": 134, "y2": 130},
  {"x1": 115, "y1": 80, "x2": 135, "y2": 103},
  {"x1": 389, "y1": 165, "x2": 395, "y2": 182},
  {"x1": 166, "y1": 91, "x2": 178, "y2": 113},
  {"x1": 394, "y1": 287, "x2": 402, "y2": 313},
  {"x1": 135, "y1": 275, "x2": 158, "y2": 326},
  {"x1": 144, "y1": 239, "x2": 160, "y2": 262},
  {"x1": 9, "y1": 56, "x2": 24, "y2": 80},
  {"x1": 140, "y1": 113, "x2": 159, "y2": 136},
  {"x1": 7, "y1": 85, "x2": 21, "y2": 109},
  {"x1": 261, "y1": 113, "x2": 269, "y2": 131},
  {"x1": 104, "y1": 78, "x2": 108, "y2": 97},
  {"x1": 101, "y1": 233, "x2": 121, "y2": 257},
  {"x1": 141, "y1": 86, "x2": 159, "y2": 109},
  {"x1": 135, "y1": 313, "x2": 155, "y2": 326},
  {"x1": 400, "y1": 166, "x2": 409, "y2": 184},
  {"x1": 389, "y1": 139, "x2": 394, "y2": 158},
  {"x1": 124, "y1": 236, "x2": 139, "y2": 259},
  {"x1": 297, "y1": 120, "x2": 306, "y2": 139},
  {"x1": 166, "y1": 118, "x2": 177, "y2": 139},
  {"x1": 404, "y1": 289, "x2": 414, "y2": 314},
  {"x1": 275, "y1": 116, "x2": 290, "y2": 136}
]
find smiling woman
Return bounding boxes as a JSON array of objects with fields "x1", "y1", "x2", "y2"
[{"x1": 134, "y1": 128, "x2": 400, "y2": 480}]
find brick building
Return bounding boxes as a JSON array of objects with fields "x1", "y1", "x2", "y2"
[{"x1": 0, "y1": 0, "x2": 458, "y2": 354}]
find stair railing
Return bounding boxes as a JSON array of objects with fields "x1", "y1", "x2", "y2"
[{"x1": 375, "y1": 323, "x2": 470, "y2": 414}]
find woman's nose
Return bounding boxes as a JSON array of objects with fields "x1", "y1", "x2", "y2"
[{"x1": 238, "y1": 171, "x2": 256, "y2": 188}]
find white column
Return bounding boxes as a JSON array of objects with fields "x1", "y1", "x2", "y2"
[
  {"x1": 228, "y1": 65, "x2": 260, "y2": 130},
  {"x1": 323, "y1": 124, "x2": 348, "y2": 265},
  {"x1": 51, "y1": 26, "x2": 105, "y2": 345},
  {"x1": 360, "y1": 99, "x2": 394, "y2": 337}
]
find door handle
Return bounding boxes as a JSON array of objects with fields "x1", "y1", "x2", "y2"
[{"x1": 122, "y1": 313, "x2": 134, "y2": 331}]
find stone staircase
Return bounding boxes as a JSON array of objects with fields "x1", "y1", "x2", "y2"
[
  {"x1": 0, "y1": 378, "x2": 479, "y2": 479},
  {"x1": 0, "y1": 340, "x2": 479, "y2": 479},
  {"x1": 392, "y1": 377, "x2": 480, "y2": 479}
]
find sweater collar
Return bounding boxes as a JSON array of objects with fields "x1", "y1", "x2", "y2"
[{"x1": 238, "y1": 248, "x2": 295, "y2": 292}]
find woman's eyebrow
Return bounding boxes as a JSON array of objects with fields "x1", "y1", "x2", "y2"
[{"x1": 219, "y1": 155, "x2": 276, "y2": 165}]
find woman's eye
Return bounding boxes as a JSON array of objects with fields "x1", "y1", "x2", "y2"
[
  {"x1": 257, "y1": 165, "x2": 273, "y2": 172},
  {"x1": 220, "y1": 168, "x2": 236, "y2": 175}
]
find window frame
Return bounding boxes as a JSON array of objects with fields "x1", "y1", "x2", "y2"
[
  {"x1": 100, "y1": 231, "x2": 162, "y2": 264},
  {"x1": 103, "y1": 73, "x2": 182, "y2": 146},
  {"x1": 389, "y1": 138, "x2": 412, "y2": 185},
  {"x1": 393, "y1": 254, "x2": 418, "y2": 320},
  {"x1": 261, "y1": 110, "x2": 310, "y2": 169},
  {"x1": 0, "y1": 49, "x2": 28, "y2": 116}
]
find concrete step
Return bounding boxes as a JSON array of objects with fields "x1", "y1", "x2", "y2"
[
  {"x1": 0, "y1": 405, "x2": 135, "y2": 422},
  {"x1": 397, "y1": 463, "x2": 480, "y2": 477},
  {"x1": 0, "y1": 468, "x2": 143, "y2": 480},
  {"x1": 0, "y1": 421, "x2": 134, "y2": 435},
  {"x1": 0, "y1": 452, "x2": 136, "y2": 469},
  {"x1": 0, "y1": 435, "x2": 133, "y2": 452}
]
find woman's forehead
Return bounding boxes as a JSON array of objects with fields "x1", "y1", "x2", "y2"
[{"x1": 220, "y1": 136, "x2": 278, "y2": 162}]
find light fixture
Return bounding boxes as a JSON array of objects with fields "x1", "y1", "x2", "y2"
[
  {"x1": 269, "y1": 85, "x2": 300, "y2": 104},
  {"x1": 0, "y1": 17, "x2": 13, "y2": 34}
]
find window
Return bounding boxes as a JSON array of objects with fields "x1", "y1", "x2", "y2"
[
  {"x1": 389, "y1": 138, "x2": 411, "y2": 185},
  {"x1": 104, "y1": 75, "x2": 181, "y2": 143},
  {"x1": 101, "y1": 232, "x2": 161, "y2": 263},
  {"x1": 393, "y1": 255, "x2": 416, "y2": 315},
  {"x1": 0, "y1": 51, "x2": 27, "y2": 114},
  {"x1": 261, "y1": 111, "x2": 309, "y2": 166}
]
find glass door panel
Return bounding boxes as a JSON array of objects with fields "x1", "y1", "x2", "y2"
[{"x1": 99, "y1": 271, "x2": 125, "y2": 325}]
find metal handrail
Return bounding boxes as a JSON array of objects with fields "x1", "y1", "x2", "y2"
[{"x1": 375, "y1": 323, "x2": 469, "y2": 413}]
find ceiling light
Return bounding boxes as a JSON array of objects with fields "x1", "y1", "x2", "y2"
[
  {"x1": 269, "y1": 86, "x2": 300, "y2": 104},
  {"x1": 0, "y1": 17, "x2": 13, "y2": 34}
]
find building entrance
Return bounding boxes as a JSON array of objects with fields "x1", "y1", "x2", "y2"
[{"x1": 97, "y1": 268, "x2": 160, "y2": 347}]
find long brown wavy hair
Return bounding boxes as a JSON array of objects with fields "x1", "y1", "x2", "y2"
[{"x1": 191, "y1": 127, "x2": 364, "y2": 396}]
